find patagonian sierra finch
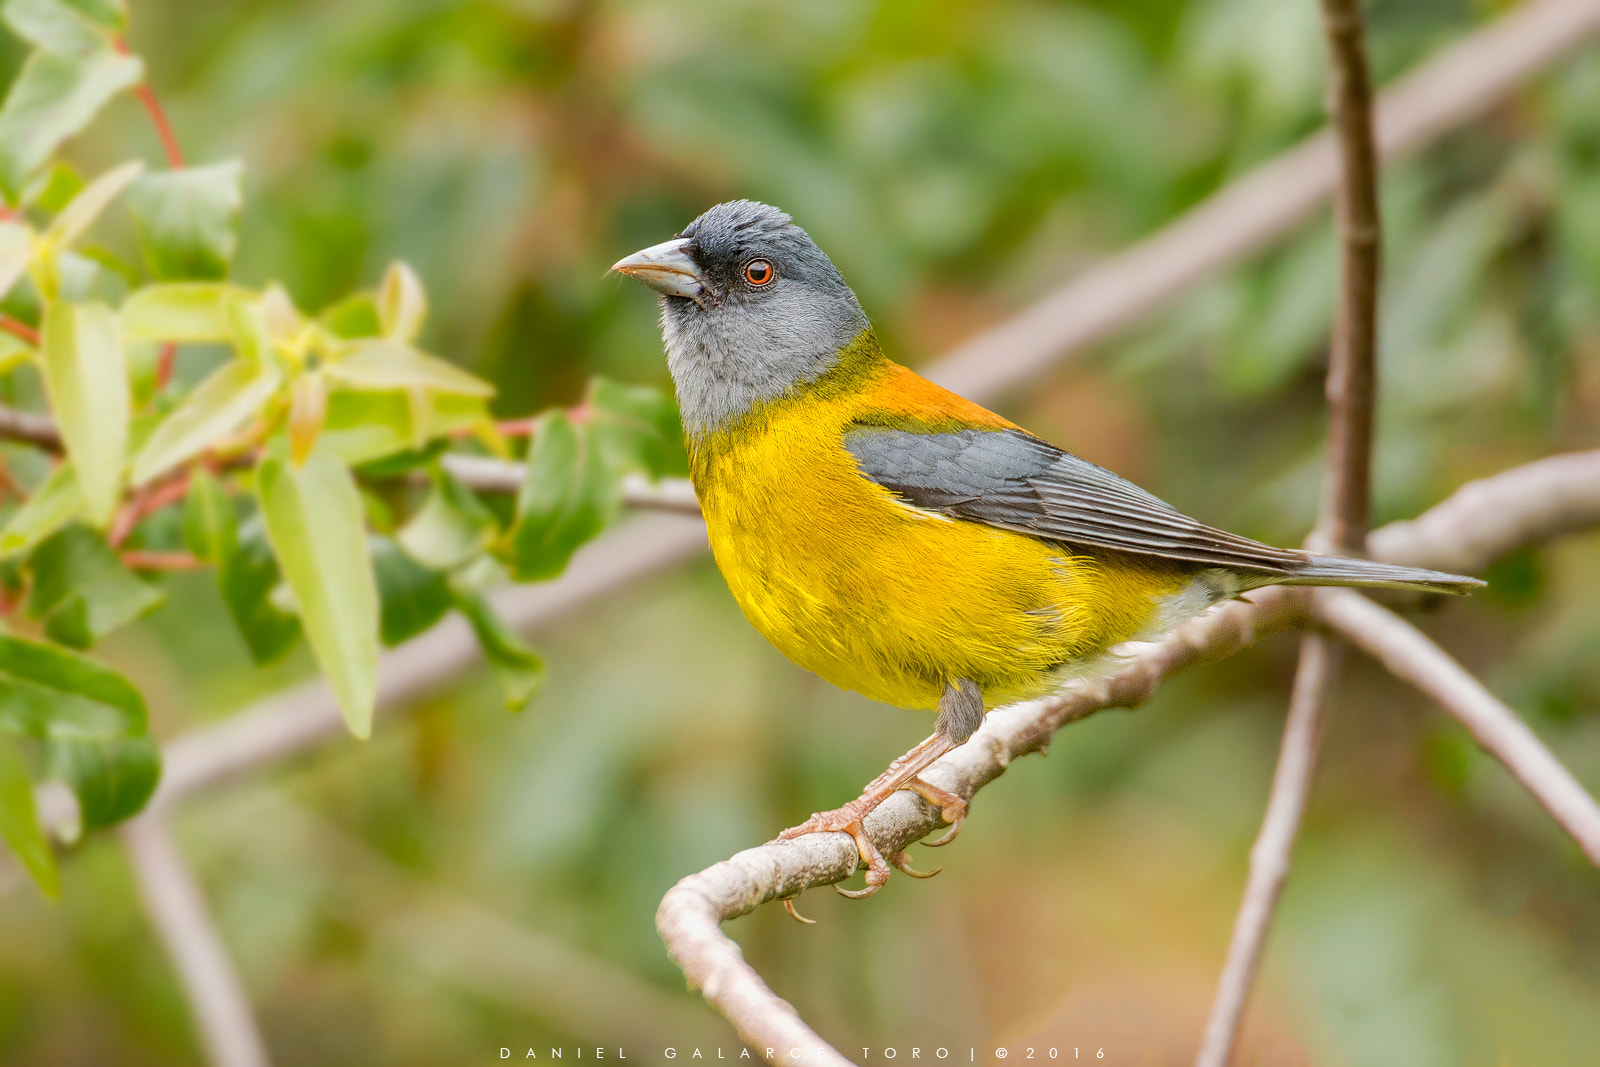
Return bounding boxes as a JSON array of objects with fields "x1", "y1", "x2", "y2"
[{"x1": 613, "y1": 200, "x2": 1482, "y2": 900}]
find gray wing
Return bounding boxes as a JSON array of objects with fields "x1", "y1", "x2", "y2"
[{"x1": 843, "y1": 425, "x2": 1307, "y2": 574}]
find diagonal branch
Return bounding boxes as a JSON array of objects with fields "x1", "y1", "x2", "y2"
[
  {"x1": 1194, "y1": 634, "x2": 1341, "y2": 1067},
  {"x1": 1315, "y1": 588, "x2": 1600, "y2": 866},
  {"x1": 927, "y1": 0, "x2": 1600, "y2": 400},
  {"x1": 657, "y1": 449, "x2": 1600, "y2": 1056},
  {"x1": 121, "y1": 815, "x2": 270, "y2": 1067}
]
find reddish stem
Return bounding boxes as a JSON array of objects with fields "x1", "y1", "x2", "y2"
[
  {"x1": 110, "y1": 472, "x2": 192, "y2": 547},
  {"x1": 494, "y1": 418, "x2": 537, "y2": 438},
  {"x1": 155, "y1": 341, "x2": 178, "y2": 390},
  {"x1": 115, "y1": 39, "x2": 184, "y2": 169},
  {"x1": 122, "y1": 550, "x2": 204, "y2": 572},
  {"x1": 0, "y1": 315, "x2": 40, "y2": 346}
]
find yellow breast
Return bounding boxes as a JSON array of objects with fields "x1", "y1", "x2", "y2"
[{"x1": 688, "y1": 336, "x2": 1190, "y2": 711}]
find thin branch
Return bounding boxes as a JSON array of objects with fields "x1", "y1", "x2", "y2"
[
  {"x1": 1315, "y1": 0, "x2": 1382, "y2": 556},
  {"x1": 120, "y1": 815, "x2": 270, "y2": 1067},
  {"x1": 0, "y1": 405, "x2": 60, "y2": 450},
  {"x1": 0, "y1": 313, "x2": 39, "y2": 346},
  {"x1": 1199, "y1": 0, "x2": 1383, "y2": 1060},
  {"x1": 1315, "y1": 588, "x2": 1600, "y2": 867},
  {"x1": 926, "y1": 0, "x2": 1600, "y2": 401},
  {"x1": 656, "y1": 450, "x2": 1600, "y2": 1054},
  {"x1": 115, "y1": 38, "x2": 185, "y2": 170},
  {"x1": 440, "y1": 453, "x2": 702, "y2": 514},
  {"x1": 1194, "y1": 635, "x2": 1340, "y2": 1067}
]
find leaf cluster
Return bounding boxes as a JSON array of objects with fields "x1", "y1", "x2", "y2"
[{"x1": 0, "y1": 0, "x2": 685, "y2": 897}]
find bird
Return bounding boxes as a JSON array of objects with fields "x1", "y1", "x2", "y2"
[{"x1": 612, "y1": 199, "x2": 1483, "y2": 902}]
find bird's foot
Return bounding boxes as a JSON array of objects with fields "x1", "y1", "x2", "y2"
[
  {"x1": 779, "y1": 800, "x2": 893, "y2": 899},
  {"x1": 907, "y1": 776, "x2": 967, "y2": 847}
]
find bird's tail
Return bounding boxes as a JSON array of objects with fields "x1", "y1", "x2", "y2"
[{"x1": 1267, "y1": 554, "x2": 1485, "y2": 595}]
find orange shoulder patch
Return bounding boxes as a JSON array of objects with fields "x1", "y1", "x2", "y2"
[{"x1": 849, "y1": 362, "x2": 1020, "y2": 433}]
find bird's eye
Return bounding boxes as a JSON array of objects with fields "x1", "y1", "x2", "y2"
[{"x1": 744, "y1": 259, "x2": 774, "y2": 287}]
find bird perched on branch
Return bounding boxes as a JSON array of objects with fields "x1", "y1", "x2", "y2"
[{"x1": 613, "y1": 200, "x2": 1482, "y2": 903}]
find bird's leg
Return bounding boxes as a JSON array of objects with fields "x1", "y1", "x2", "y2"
[
  {"x1": 779, "y1": 679, "x2": 983, "y2": 897},
  {"x1": 917, "y1": 678, "x2": 981, "y2": 846}
]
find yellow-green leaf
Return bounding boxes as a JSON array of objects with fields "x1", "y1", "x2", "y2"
[
  {"x1": 325, "y1": 340, "x2": 493, "y2": 398},
  {"x1": 0, "y1": 330, "x2": 33, "y2": 375},
  {"x1": 0, "y1": 219, "x2": 32, "y2": 302},
  {"x1": 377, "y1": 261, "x2": 426, "y2": 343},
  {"x1": 40, "y1": 301, "x2": 127, "y2": 524},
  {"x1": 43, "y1": 159, "x2": 141, "y2": 250},
  {"x1": 131, "y1": 359, "x2": 281, "y2": 485},
  {"x1": 0, "y1": 49, "x2": 141, "y2": 201},
  {"x1": 119, "y1": 282, "x2": 245, "y2": 343},
  {"x1": 257, "y1": 443, "x2": 378, "y2": 738},
  {"x1": 0, "y1": 737, "x2": 57, "y2": 899},
  {"x1": 0, "y1": 462, "x2": 83, "y2": 559}
]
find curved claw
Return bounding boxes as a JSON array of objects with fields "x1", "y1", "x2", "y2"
[
  {"x1": 783, "y1": 898, "x2": 816, "y2": 924},
  {"x1": 923, "y1": 812, "x2": 965, "y2": 848},
  {"x1": 890, "y1": 851, "x2": 941, "y2": 879},
  {"x1": 835, "y1": 879, "x2": 884, "y2": 899}
]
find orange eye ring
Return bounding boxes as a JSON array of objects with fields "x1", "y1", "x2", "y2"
[{"x1": 744, "y1": 259, "x2": 774, "y2": 286}]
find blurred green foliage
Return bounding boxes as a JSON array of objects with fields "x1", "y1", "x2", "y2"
[{"x1": 2, "y1": 0, "x2": 1599, "y2": 1064}]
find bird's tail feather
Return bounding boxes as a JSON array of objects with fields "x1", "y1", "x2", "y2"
[{"x1": 1268, "y1": 555, "x2": 1484, "y2": 595}]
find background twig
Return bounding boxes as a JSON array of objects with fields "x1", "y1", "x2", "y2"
[
  {"x1": 120, "y1": 816, "x2": 270, "y2": 1067},
  {"x1": 1315, "y1": 589, "x2": 1600, "y2": 867},
  {"x1": 1198, "y1": 0, "x2": 1383, "y2": 1061}
]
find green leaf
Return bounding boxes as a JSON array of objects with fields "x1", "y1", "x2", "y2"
[
  {"x1": 377, "y1": 261, "x2": 426, "y2": 343},
  {"x1": 39, "y1": 300, "x2": 127, "y2": 524},
  {"x1": 217, "y1": 515, "x2": 299, "y2": 665},
  {"x1": 223, "y1": 289, "x2": 271, "y2": 364},
  {"x1": 318, "y1": 291, "x2": 381, "y2": 339},
  {"x1": 257, "y1": 443, "x2": 378, "y2": 737},
  {"x1": 46, "y1": 733, "x2": 158, "y2": 831},
  {"x1": 0, "y1": 48, "x2": 142, "y2": 202},
  {"x1": 451, "y1": 586, "x2": 544, "y2": 711},
  {"x1": 351, "y1": 439, "x2": 447, "y2": 480},
  {"x1": 397, "y1": 466, "x2": 496, "y2": 571},
  {"x1": 181, "y1": 467, "x2": 234, "y2": 565},
  {"x1": 0, "y1": 631, "x2": 146, "y2": 735},
  {"x1": 0, "y1": 737, "x2": 57, "y2": 897},
  {"x1": 506, "y1": 412, "x2": 615, "y2": 581},
  {"x1": 23, "y1": 159, "x2": 81, "y2": 213},
  {"x1": 320, "y1": 387, "x2": 486, "y2": 467},
  {"x1": 125, "y1": 161, "x2": 244, "y2": 281},
  {"x1": 43, "y1": 159, "x2": 140, "y2": 250},
  {"x1": 3, "y1": 0, "x2": 118, "y2": 56},
  {"x1": 587, "y1": 378, "x2": 689, "y2": 478},
  {"x1": 119, "y1": 282, "x2": 244, "y2": 343},
  {"x1": 27, "y1": 524, "x2": 163, "y2": 648},
  {"x1": 325, "y1": 340, "x2": 494, "y2": 398},
  {"x1": 370, "y1": 535, "x2": 450, "y2": 646},
  {"x1": 0, "y1": 219, "x2": 33, "y2": 303},
  {"x1": 0, "y1": 462, "x2": 83, "y2": 559},
  {"x1": 0, "y1": 330, "x2": 32, "y2": 375},
  {"x1": 131, "y1": 358, "x2": 279, "y2": 485}
]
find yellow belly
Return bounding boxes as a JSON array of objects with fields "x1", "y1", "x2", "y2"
[{"x1": 691, "y1": 399, "x2": 1191, "y2": 711}]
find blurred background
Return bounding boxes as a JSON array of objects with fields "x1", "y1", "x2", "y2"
[{"x1": 2, "y1": 0, "x2": 1600, "y2": 1062}]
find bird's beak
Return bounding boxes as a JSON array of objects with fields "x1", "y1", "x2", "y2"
[{"x1": 611, "y1": 237, "x2": 705, "y2": 305}]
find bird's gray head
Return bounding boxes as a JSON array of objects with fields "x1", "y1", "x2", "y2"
[{"x1": 611, "y1": 200, "x2": 868, "y2": 435}]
